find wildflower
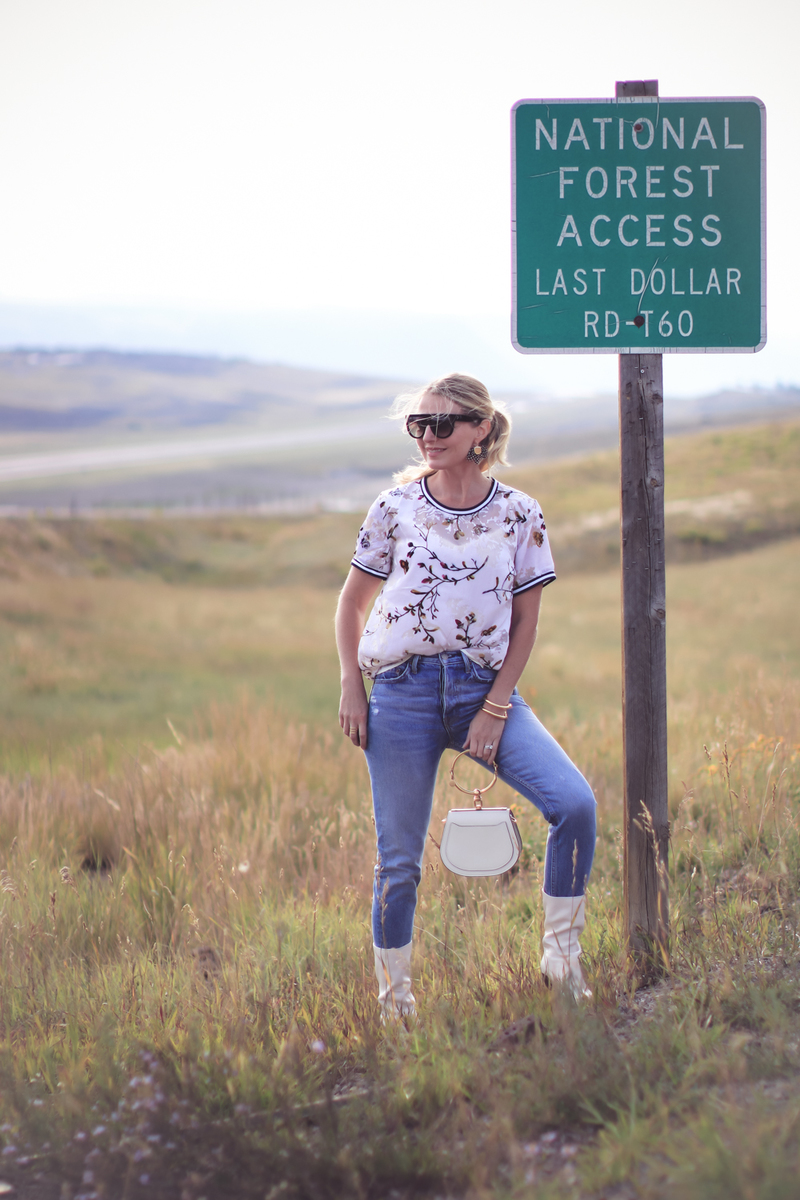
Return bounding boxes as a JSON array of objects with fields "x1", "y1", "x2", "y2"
[{"x1": 59, "y1": 866, "x2": 80, "y2": 895}]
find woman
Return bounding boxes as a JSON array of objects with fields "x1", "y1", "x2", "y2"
[{"x1": 335, "y1": 374, "x2": 596, "y2": 1018}]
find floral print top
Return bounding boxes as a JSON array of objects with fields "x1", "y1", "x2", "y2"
[{"x1": 352, "y1": 476, "x2": 555, "y2": 678}]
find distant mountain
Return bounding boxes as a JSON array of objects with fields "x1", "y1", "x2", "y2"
[
  {"x1": 2, "y1": 347, "x2": 798, "y2": 436},
  {"x1": 0, "y1": 348, "x2": 414, "y2": 433}
]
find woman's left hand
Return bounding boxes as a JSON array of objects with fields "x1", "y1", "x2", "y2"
[{"x1": 463, "y1": 708, "x2": 507, "y2": 767}]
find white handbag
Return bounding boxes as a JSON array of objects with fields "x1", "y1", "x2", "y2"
[{"x1": 439, "y1": 751, "x2": 522, "y2": 877}]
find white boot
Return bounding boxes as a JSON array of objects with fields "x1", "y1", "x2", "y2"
[
  {"x1": 373, "y1": 942, "x2": 416, "y2": 1021},
  {"x1": 540, "y1": 891, "x2": 592, "y2": 999}
]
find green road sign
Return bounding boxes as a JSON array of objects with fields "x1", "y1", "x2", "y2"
[{"x1": 512, "y1": 97, "x2": 765, "y2": 354}]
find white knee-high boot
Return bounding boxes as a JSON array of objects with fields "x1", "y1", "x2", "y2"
[
  {"x1": 373, "y1": 942, "x2": 416, "y2": 1020},
  {"x1": 540, "y1": 891, "x2": 592, "y2": 999}
]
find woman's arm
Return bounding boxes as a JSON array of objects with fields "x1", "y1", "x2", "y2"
[
  {"x1": 335, "y1": 566, "x2": 384, "y2": 750},
  {"x1": 463, "y1": 584, "x2": 543, "y2": 765}
]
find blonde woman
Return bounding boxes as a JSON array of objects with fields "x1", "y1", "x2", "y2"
[{"x1": 335, "y1": 374, "x2": 596, "y2": 1018}]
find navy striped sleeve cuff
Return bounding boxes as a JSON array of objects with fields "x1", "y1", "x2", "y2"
[
  {"x1": 512, "y1": 571, "x2": 557, "y2": 595},
  {"x1": 351, "y1": 558, "x2": 389, "y2": 580}
]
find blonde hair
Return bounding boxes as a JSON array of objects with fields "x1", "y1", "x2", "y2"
[{"x1": 390, "y1": 373, "x2": 512, "y2": 484}]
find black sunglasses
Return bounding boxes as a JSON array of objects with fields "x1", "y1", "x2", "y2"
[{"x1": 405, "y1": 413, "x2": 481, "y2": 439}]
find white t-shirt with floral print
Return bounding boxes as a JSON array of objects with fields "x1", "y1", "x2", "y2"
[{"x1": 351, "y1": 476, "x2": 556, "y2": 678}]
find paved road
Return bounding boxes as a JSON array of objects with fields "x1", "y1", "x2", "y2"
[{"x1": 0, "y1": 419, "x2": 395, "y2": 482}]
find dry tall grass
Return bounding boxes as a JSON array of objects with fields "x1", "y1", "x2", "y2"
[{"x1": 1, "y1": 673, "x2": 799, "y2": 1197}]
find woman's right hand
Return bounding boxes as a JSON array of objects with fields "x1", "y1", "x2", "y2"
[
  {"x1": 339, "y1": 677, "x2": 369, "y2": 750},
  {"x1": 335, "y1": 566, "x2": 383, "y2": 752}
]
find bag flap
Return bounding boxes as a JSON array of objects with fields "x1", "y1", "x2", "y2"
[{"x1": 439, "y1": 808, "x2": 522, "y2": 877}]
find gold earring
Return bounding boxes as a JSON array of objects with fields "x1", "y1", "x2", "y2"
[{"x1": 467, "y1": 445, "x2": 483, "y2": 464}]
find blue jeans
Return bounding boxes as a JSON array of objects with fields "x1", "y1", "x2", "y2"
[{"x1": 365, "y1": 652, "x2": 596, "y2": 949}]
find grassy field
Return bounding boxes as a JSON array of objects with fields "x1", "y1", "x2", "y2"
[
  {"x1": 0, "y1": 418, "x2": 798, "y2": 767},
  {"x1": 0, "y1": 531, "x2": 798, "y2": 772},
  {"x1": 511, "y1": 416, "x2": 800, "y2": 573},
  {"x1": 0, "y1": 420, "x2": 799, "y2": 1198}
]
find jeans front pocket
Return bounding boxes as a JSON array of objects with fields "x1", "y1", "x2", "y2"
[
  {"x1": 372, "y1": 659, "x2": 412, "y2": 684},
  {"x1": 468, "y1": 660, "x2": 498, "y2": 685}
]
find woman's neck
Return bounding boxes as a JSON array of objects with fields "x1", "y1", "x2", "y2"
[{"x1": 424, "y1": 466, "x2": 493, "y2": 510}]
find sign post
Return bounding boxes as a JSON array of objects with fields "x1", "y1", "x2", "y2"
[
  {"x1": 511, "y1": 82, "x2": 766, "y2": 975},
  {"x1": 618, "y1": 73, "x2": 668, "y2": 975}
]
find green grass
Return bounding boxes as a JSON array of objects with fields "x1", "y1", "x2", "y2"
[
  {"x1": 0, "y1": 576, "x2": 343, "y2": 769},
  {"x1": 506, "y1": 417, "x2": 800, "y2": 573},
  {"x1": 509, "y1": 416, "x2": 800, "y2": 516},
  {"x1": 0, "y1": 510, "x2": 364, "y2": 587},
  {"x1": 0, "y1": 534, "x2": 797, "y2": 772}
]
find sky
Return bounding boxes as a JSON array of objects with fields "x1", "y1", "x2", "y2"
[{"x1": 0, "y1": 0, "x2": 797, "y2": 396}]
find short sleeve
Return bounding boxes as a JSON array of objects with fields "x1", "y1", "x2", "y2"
[
  {"x1": 511, "y1": 498, "x2": 556, "y2": 594},
  {"x1": 351, "y1": 493, "x2": 397, "y2": 580}
]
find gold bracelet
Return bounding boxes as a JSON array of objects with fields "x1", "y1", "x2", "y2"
[
  {"x1": 483, "y1": 698, "x2": 512, "y2": 712},
  {"x1": 482, "y1": 705, "x2": 508, "y2": 720}
]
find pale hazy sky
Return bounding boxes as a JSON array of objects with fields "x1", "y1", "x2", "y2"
[{"x1": 0, "y1": 0, "x2": 797, "y2": 395}]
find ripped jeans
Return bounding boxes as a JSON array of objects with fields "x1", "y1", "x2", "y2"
[{"x1": 364, "y1": 651, "x2": 596, "y2": 949}]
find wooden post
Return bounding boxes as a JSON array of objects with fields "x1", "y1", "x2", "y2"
[{"x1": 617, "y1": 79, "x2": 669, "y2": 977}]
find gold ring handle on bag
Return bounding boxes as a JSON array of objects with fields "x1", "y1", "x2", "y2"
[{"x1": 449, "y1": 749, "x2": 498, "y2": 810}]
